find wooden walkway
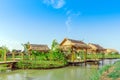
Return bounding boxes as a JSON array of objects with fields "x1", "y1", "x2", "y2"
[
  {"x1": 0, "y1": 61, "x2": 18, "y2": 64},
  {"x1": 87, "y1": 59, "x2": 101, "y2": 62},
  {"x1": 68, "y1": 59, "x2": 102, "y2": 65},
  {"x1": 0, "y1": 61, "x2": 19, "y2": 69}
]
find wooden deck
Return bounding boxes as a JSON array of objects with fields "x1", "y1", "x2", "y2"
[
  {"x1": 68, "y1": 59, "x2": 101, "y2": 65},
  {"x1": 0, "y1": 61, "x2": 19, "y2": 69},
  {"x1": 87, "y1": 59, "x2": 101, "y2": 62},
  {"x1": 0, "y1": 61, "x2": 18, "y2": 64}
]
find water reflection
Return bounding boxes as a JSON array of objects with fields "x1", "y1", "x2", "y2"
[{"x1": 0, "y1": 59, "x2": 119, "y2": 80}]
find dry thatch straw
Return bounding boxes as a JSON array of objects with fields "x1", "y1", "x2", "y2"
[{"x1": 29, "y1": 44, "x2": 50, "y2": 52}]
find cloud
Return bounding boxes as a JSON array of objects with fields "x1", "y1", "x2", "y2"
[
  {"x1": 65, "y1": 11, "x2": 81, "y2": 33},
  {"x1": 43, "y1": 0, "x2": 65, "y2": 9},
  {"x1": 65, "y1": 16, "x2": 72, "y2": 33},
  {"x1": 66, "y1": 10, "x2": 71, "y2": 15}
]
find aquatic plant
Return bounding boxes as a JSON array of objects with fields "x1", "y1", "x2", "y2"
[
  {"x1": 108, "y1": 60, "x2": 120, "y2": 79},
  {"x1": 90, "y1": 65, "x2": 111, "y2": 80}
]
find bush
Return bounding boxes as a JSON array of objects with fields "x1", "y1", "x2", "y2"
[{"x1": 16, "y1": 60, "x2": 67, "y2": 69}]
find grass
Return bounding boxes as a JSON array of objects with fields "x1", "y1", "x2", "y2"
[
  {"x1": 87, "y1": 54, "x2": 120, "y2": 59},
  {"x1": 0, "y1": 64, "x2": 8, "y2": 72},
  {"x1": 90, "y1": 60, "x2": 120, "y2": 80},
  {"x1": 107, "y1": 61, "x2": 120, "y2": 79},
  {"x1": 90, "y1": 65, "x2": 111, "y2": 80},
  {"x1": 16, "y1": 60, "x2": 68, "y2": 69}
]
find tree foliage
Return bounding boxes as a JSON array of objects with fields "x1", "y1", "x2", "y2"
[{"x1": 51, "y1": 39, "x2": 59, "y2": 51}]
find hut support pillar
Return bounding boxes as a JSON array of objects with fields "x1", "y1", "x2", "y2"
[
  {"x1": 95, "y1": 50, "x2": 97, "y2": 62},
  {"x1": 102, "y1": 52, "x2": 104, "y2": 66},
  {"x1": 4, "y1": 50, "x2": 6, "y2": 62},
  {"x1": 12, "y1": 52, "x2": 15, "y2": 61},
  {"x1": 21, "y1": 52, "x2": 24, "y2": 60},
  {"x1": 71, "y1": 47, "x2": 75, "y2": 63},
  {"x1": 84, "y1": 49, "x2": 87, "y2": 65}
]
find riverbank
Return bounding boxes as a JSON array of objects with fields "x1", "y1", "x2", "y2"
[
  {"x1": 100, "y1": 60, "x2": 120, "y2": 80},
  {"x1": 90, "y1": 60, "x2": 120, "y2": 80},
  {"x1": 0, "y1": 64, "x2": 8, "y2": 72}
]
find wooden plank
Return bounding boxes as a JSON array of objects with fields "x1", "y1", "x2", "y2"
[{"x1": 0, "y1": 61, "x2": 18, "y2": 64}]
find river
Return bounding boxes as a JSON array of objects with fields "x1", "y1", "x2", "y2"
[{"x1": 0, "y1": 59, "x2": 119, "y2": 80}]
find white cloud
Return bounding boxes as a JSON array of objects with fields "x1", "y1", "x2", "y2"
[
  {"x1": 66, "y1": 10, "x2": 71, "y2": 15},
  {"x1": 65, "y1": 16, "x2": 72, "y2": 33},
  {"x1": 65, "y1": 11, "x2": 81, "y2": 33},
  {"x1": 43, "y1": 0, "x2": 65, "y2": 9}
]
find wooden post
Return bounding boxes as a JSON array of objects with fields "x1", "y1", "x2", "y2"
[
  {"x1": 12, "y1": 51, "x2": 15, "y2": 61},
  {"x1": 102, "y1": 52, "x2": 104, "y2": 66},
  {"x1": 71, "y1": 46, "x2": 75, "y2": 62},
  {"x1": 4, "y1": 50, "x2": 6, "y2": 62},
  {"x1": 28, "y1": 50, "x2": 31, "y2": 60},
  {"x1": 95, "y1": 50, "x2": 97, "y2": 63},
  {"x1": 84, "y1": 49, "x2": 87, "y2": 65},
  {"x1": 21, "y1": 52, "x2": 24, "y2": 60}
]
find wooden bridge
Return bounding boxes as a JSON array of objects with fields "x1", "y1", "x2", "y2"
[
  {"x1": 68, "y1": 59, "x2": 102, "y2": 65},
  {"x1": 0, "y1": 61, "x2": 19, "y2": 69}
]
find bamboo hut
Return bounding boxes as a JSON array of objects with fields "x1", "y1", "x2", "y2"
[
  {"x1": 88, "y1": 43, "x2": 105, "y2": 60},
  {"x1": 29, "y1": 44, "x2": 50, "y2": 53},
  {"x1": 60, "y1": 38, "x2": 90, "y2": 62},
  {"x1": 7, "y1": 50, "x2": 21, "y2": 56},
  {"x1": 104, "y1": 48, "x2": 119, "y2": 55},
  {"x1": 88, "y1": 43, "x2": 105, "y2": 54}
]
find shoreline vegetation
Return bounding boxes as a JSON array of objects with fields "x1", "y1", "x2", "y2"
[
  {"x1": 0, "y1": 64, "x2": 8, "y2": 72},
  {"x1": 90, "y1": 60, "x2": 120, "y2": 80}
]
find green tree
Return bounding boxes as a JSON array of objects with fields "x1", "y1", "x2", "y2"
[
  {"x1": 0, "y1": 46, "x2": 9, "y2": 61},
  {"x1": 50, "y1": 39, "x2": 67, "y2": 63},
  {"x1": 51, "y1": 39, "x2": 59, "y2": 51},
  {"x1": 0, "y1": 48, "x2": 4, "y2": 61},
  {"x1": 22, "y1": 42, "x2": 30, "y2": 55},
  {"x1": 22, "y1": 42, "x2": 31, "y2": 59}
]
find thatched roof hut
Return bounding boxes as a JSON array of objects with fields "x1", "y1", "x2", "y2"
[
  {"x1": 104, "y1": 48, "x2": 119, "y2": 55},
  {"x1": 29, "y1": 44, "x2": 50, "y2": 52},
  {"x1": 60, "y1": 38, "x2": 90, "y2": 62},
  {"x1": 88, "y1": 43, "x2": 105, "y2": 53},
  {"x1": 60, "y1": 38, "x2": 90, "y2": 50},
  {"x1": 7, "y1": 50, "x2": 21, "y2": 56}
]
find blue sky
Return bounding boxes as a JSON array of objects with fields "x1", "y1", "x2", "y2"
[{"x1": 0, "y1": 0, "x2": 120, "y2": 51}]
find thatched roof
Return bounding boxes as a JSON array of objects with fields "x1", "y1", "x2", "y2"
[
  {"x1": 30, "y1": 44, "x2": 50, "y2": 52},
  {"x1": 88, "y1": 43, "x2": 105, "y2": 51},
  {"x1": 7, "y1": 50, "x2": 21, "y2": 55},
  {"x1": 105, "y1": 48, "x2": 119, "y2": 54},
  {"x1": 67, "y1": 39, "x2": 85, "y2": 44},
  {"x1": 60, "y1": 38, "x2": 90, "y2": 49}
]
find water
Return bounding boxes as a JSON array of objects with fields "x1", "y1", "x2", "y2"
[{"x1": 0, "y1": 59, "x2": 119, "y2": 80}]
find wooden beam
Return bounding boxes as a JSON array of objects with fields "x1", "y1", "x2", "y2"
[
  {"x1": 71, "y1": 46, "x2": 75, "y2": 62},
  {"x1": 84, "y1": 48, "x2": 87, "y2": 65},
  {"x1": 4, "y1": 50, "x2": 6, "y2": 62}
]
